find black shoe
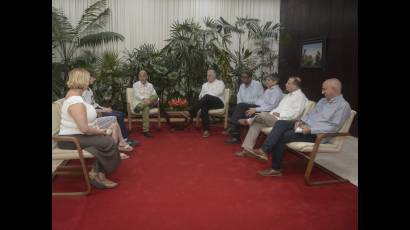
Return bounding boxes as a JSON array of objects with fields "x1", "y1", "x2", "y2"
[
  {"x1": 143, "y1": 131, "x2": 153, "y2": 138},
  {"x1": 224, "y1": 137, "x2": 240, "y2": 144},
  {"x1": 126, "y1": 139, "x2": 140, "y2": 146}
]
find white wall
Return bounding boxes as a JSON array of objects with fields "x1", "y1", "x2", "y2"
[{"x1": 52, "y1": 0, "x2": 280, "y2": 70}]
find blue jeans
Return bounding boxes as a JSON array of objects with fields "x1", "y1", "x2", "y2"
[
  {"x1": 101, "y1": 110, "x2": 128, "y2": 139},
  {"x1": 261, "y1": 120, "x2": 316, "y2": 170}
]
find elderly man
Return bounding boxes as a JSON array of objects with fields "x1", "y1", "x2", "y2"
[
  {"x1": 132, "y1": 70, "x2": 158, "y2": 138},
  {"x1": 188, "y1": 69, "x2": 225, "y2": 138},
  {"x1": 235, "y1": 76, "x2": 307, "y2": 156},
  {"x1": 251, "y1": 78, "x2": 351, "y2": 177},
  {"x1": 225, "y1": 71, "x2": 264, "y2": 143},
  {"x1": 226, "y1": 74, "x2": 283, "y2": 143},
  {"x1": 82, "y1": 71, "x2": 139, "y2": 146}
]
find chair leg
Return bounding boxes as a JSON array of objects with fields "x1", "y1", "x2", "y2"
[
  {"x1": 52, "y1": 158, "x2": 91, "y2": 197},
  {"x1": 157, "y1": 113, "x2": 161, "y2": 130}
]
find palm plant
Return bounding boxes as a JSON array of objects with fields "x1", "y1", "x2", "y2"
[
  {"x1": 161, "y1": 19, "x2": 210, "y2": 103},
  {"x1": 52, "y1": 0, "x2": 124, "y2": 79},
  {"x1": 248, "y1": 21, "x2": 281, "y2": 79},
  {"x1": 123, "y1": 44, "x2": 174, "y2": 104},
  {"x1": 94, "y1": 51, "x2": 127, "y2": 111}
]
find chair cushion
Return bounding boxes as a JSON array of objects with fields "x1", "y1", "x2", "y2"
[
  {"x1": 209, "y1": 108, "x2": 225, "y2": 115},
  {"x1": 261, "y1": 127, "x2": 273, "y2": 135},
  {"x1": 286, "y1": 142, "x2": 341, "y2": 153},
  {"x1": 52, "y1": 148, "x2": 95, "y2": 160}
]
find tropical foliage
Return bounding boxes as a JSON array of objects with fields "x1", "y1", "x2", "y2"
[{"x1": 52, "y1": 2, "x2": 281, "y2": 110}]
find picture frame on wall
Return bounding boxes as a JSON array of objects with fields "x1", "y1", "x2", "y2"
[{"x1": 300, "y1": 38, "x2": 325, "y2": 69}]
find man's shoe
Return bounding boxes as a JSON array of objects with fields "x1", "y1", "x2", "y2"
[
  {"x1": 258, "y1": 168, "x2": 282, "y2": 177},
  {"x1": 202, "y1": 130, "x2": 210, "y2": 138},
  {"x1": 143, "y1": 131, "x2": 153, "y2": 138},
  {"x1": 235, "y1": 149, "x2": 251, "y2": 157},
  {"x1": 225, "y1": 137, "x2": 241, "y2": 144},
  {"x1": 126, "y1": 139, "x2": 140, "y2": 146},
  {"x1": 248, "y1": 148, "x2": 268, "y2": 162}
]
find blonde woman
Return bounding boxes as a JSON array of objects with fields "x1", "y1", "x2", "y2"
[{"x1": 58, "y1": 68, "x2": 121, "y2": 189}]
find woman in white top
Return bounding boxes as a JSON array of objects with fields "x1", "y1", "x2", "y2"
[
  {"x1": 188, "y1": 69, "x2": 225, "y2": 137},
  {"x1": 58, "y1": 68, "x2": 121, "y2": 189}
]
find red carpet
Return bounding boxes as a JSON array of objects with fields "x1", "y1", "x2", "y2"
[{"x1": 52, "y1": 123, "x2": 358, "y2": 230}]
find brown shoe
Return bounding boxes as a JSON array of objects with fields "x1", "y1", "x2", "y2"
[
  {"x1": 258, "y1": 168, "x2": 282, "y2": 177},
  {"x1": 248, "y1": 148, "x2": 268, "y2": 162},
  {"x1": 238, "y1": 119, "x2": 249, "y2": 126},
  {"x1": 202, "y1": 130, "x2": 210, "y2": 138},
  {"x1": 235, "y1": 149, "x2": 251, "y2": 157}
]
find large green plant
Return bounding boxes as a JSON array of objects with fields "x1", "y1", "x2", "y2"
[
  {"x1": 161, "y1": 19, "x2": 211, "y2": 103},
  {"x1": 52, "y1": 0, "x2": 124, "y2": 79},
  {"x1": 123, "y1": 44, "x2": 176, "y2": 104},
  {"x1": 248, "y1": 21, "x2": 281, "y2": 79},
  {"x1": 93, "y1": 51, "x2": 128, "y2": 111}
]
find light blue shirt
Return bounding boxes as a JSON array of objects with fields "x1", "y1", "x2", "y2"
[
  {"x1": 254, "y1": 84, "x2": 283, "y2": 112},
  {"x1": 301, "y1": 95, "x2": 351, "y2": 134},
  {"x1": 237, "y1": 80, "x2": 264, "y2": 104}
]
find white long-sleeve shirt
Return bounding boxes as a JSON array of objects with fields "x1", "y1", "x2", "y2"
[
  {"x1": 132, "y1": 81, "x2": 158, "y2": 106},
  {"x1": 199, "y1": 79, "x2": 225, "y2": 103},
  {"x1": 270, "y1": 89, "x2": 307, "y2": 120}
]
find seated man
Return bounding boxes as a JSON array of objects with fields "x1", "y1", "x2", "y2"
[
  {"x1": 250, "y1": 78, "x2": 351, "y2": 177},
  {"x1": 235, "y1": 76, "x2": 307, "y2": 156},
  {"x1": 132, "y1": 70, "x2": 159, "y2": 138},
  {"x1": 82, "y1": 71, "x2": 139, "y2": 146},
  {"x1": 224, "y1": 71, "x2": 264, "y2": 143},
  {"x1": 188, "y1": 69, "x2": 225, "y2": 138},
  {"x1": 226, "y1": 74, "x2": 283, "y2": 143}
]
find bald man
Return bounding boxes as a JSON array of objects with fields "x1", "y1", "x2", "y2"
[
  {"x1": 132, "y1": 70, "x2": 158, "y2": 137},
  {"x1": 249, "y1": 78, "x2": 351, "y2": 177}
]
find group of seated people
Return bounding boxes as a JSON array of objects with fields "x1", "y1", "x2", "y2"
[
  {"x1": 222, "y1": 72, "x2": 351, "y2": 177},
  {"x1": 57, "y1": 68, "x2": 160, "y2": 189},
  {"x1": 56, "y1": 67, "x2": 351, "y2": 190}
]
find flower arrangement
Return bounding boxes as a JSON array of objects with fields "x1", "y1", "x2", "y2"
[{"x1": 167, "y1": 98, "x2": 189, "y2": 111}]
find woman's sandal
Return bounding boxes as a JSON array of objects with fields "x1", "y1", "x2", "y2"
[
  {"x1": 119, "y1": 143, "x2": 133, "y2": 152},
  {"x1": 120, "y1": 152, "x2": 130, "y2": 160}
]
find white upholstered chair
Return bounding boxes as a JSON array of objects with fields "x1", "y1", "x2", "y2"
[
  {"x1": 196, "y1": 88, "x2": 231, "y2": 130},
  {"x1": 126, "y1": 88, "x2": 161, "y2": 132},
  {"x1": 52, "y1": 98, "x2": 94, "y2": 196}
]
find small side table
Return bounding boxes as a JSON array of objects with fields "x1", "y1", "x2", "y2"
[{"x1": 164, "y1": 110, "x2": 190, "y2": 131}]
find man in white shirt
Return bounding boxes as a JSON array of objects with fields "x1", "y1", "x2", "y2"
[
  {"x1": 132, "y1": 70, "x2": 158, "y2": 138},
  {"x1": 188, "y1": 69, "x2": 225, "y2": 138},
  {"x1": 225, "y1": 71, "x2": 264, "y2": 144},
  {"x1": 82, "y1": 71, "x2": 139, "y2": 146},
  {"x1": 235, "y1": 76, "x2": 307, "y2": 157}
]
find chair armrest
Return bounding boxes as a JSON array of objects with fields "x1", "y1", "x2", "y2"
[
  {"x1": 311, "y1": 132, "x2": 351, "y2": 150},
  {"x1": 52, "y1": 135, "x2": 82, "y2": 152}
]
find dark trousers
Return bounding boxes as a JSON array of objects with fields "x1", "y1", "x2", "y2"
[
  {"x1": 189, "y1": 94, "x2": 224, "y2": 131},
  {"x1": 261, "y1": 120, "x2": 317, "y2": 170},
  {"x1": 101, "y1": 110, "x2": 128, "y2": 139},
  {"x1": 229, "y1": 103, "x2": 257, "y2": 138}
]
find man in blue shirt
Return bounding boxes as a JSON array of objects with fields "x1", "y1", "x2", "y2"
[
  {"x1": 226, "y1": 73, "x2": 283, "y2": 144},
  {"x1": 250, "y1": 78, "x2": 351, "y2": 177}
]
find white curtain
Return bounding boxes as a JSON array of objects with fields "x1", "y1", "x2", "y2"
[{"x1": 52, "y1": 0, "x2": 280, "y2": 70}]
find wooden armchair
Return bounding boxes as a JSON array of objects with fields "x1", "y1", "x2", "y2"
[
  {"x1": 196, "y1": 88, "x2": 231, "y2": 130},
  {"x1": 52, "y1": 98, "x2": 95, "y2": 196},
  {"x1": 126, "y1": 88, "x2": 161, "y2": 132},
  {"x1": 286, "y1": 110, "x2": 357, "y2": 186}
]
